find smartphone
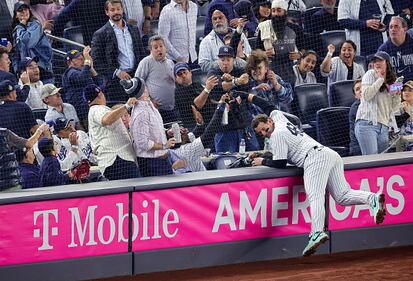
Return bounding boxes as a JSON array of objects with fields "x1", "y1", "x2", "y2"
[
  {"x1": 0, "y1": 38, "x2": 8, "y2": 47},
  {"x1": 389, "y1": 82, "x2": 403, "y2": 92}
]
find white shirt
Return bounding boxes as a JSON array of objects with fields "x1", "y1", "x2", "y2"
[
  {"x1": 158, "y1": 0, "x2": 198, "y2": 62},
  {"x1": 88, "y1": 104, "x2": 136, "y2": 174},
  {"x1": 19, "y1": 80, "x2": 47, "y2": 110},
  {"x1": 173, "y1": 137, "x2": 206, "y2": 172},
  {"x1": 269, "y1": 110, "x2": 320, "y2": 168},
  {"x1": 320, "y1": 56, "x2": 365, "y2": 86},
  {"x1": 122, "y1": 0, "x2": 144, "y2": 35},
  {"x1": 55, "y1": 130, "x2": 97, "y2": 171}
]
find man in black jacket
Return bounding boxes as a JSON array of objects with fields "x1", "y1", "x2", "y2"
[
  {"x1": 207, "y1": 45, "x2": 259, "y2": 153},
  {"x1": 91, "y1": 0, "x2": 146, "y2": 101}
]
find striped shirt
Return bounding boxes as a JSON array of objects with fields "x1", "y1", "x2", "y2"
[
  {"x1": 173, "y1": 137, "x2": 206, "y2": 173},
  {"x1": 269, "y1": 110, "x2": 320, "y2": 168}
]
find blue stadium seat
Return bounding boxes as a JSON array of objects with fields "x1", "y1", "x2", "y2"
[
  {"x1": 198, "y1": 3, "x2": 209, "y2": 17},
  {"x1": 32, "y1": 109, "x2": 48, "y2": 121},
  {"x1": 316, "y1": 107, "x2": 351, "y2": 156},
  {"x1": 303, "y1": 0, "x2": 322, "y2": 9},
  {"x1": 63, "y1": 26, "x2": 84, "y2": 52},
  {"x1": 196, "y1": 16, "x2": 206, "y2": 52},
  {"x1": 287, "y1": 10, "x2": 303, "y2": 27},
  {"x1": 354, "y1": 55, "x2": 368, "y2": 72},
  {"x1": 191, "y1": 68, "x2": 208, "y2": 85},
  {"x1": 150, "y1": 20, "x2": 159, "y2": 36},
  {"x1": 303, "y1": 6, "x2": 322, "y2": 31},
  {"x1": 292, "y1": 83, "x2": 328, "y2": 125},
  {"x1": 328, "y1": 80, "x2": 356, "y2": 107},
  {"x1": 248, "y1": 36, "x2": 257, "y2": 49},
  {"x1": 321, "y1": 30, "x2": 346, "y2": 56}
]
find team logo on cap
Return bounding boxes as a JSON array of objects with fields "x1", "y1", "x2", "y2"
[
  {"x1": 224, "y1": 47, "x2": 228, "y2": 52},
  {"x1": 7, "y1": 85, "x2": 13, "y2": 91}
]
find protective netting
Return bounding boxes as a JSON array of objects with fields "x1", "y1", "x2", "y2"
[{"x1": 1, "y1": 0, "x2": 413, "y2": 189}]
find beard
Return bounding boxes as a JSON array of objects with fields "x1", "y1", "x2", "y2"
[
  {"x1": 271, "y1": 15, "x2": 287, "y2": 34},
  {"x1": 213, "y1": 22, "x2": 228, "y2": 34}
]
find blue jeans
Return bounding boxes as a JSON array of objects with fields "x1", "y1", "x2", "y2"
[
  {"x1": 355, "y1": 120, "x2": 389, "y2": 155},
  {"x1": 214, "y1": 128, "x2": 259, "y2": 153}
]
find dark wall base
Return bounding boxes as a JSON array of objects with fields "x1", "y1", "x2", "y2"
[
  {"x1": 330, "y1": 223, "x2": 413, "y2": 253},
  {"x1": 0, "y1": 253, "x2": 132, "y2": 281},
  {"x1": 133, "y1": 234, "x2": 329, "y2": 274}
]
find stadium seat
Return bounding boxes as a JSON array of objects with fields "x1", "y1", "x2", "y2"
[
  {"x1": 32, "y1": 109, "x2": 48, "y2": 121},
  {"x1": 303, "y1": 6, "x2": 322, "y2": 31},
  {"x1": 292, "y1": 83, "x2": 328, "y2": 125},
  {"x1": 198, "y1": 3, "x2": 209, "y2": 17},
  {"x1": 150, "y1": 20, "x2": 159, "y2": 36},
  {"x1": 63, "y1": 26, "x2": 84, "y2": 52},
  {"x1": 248, "y1": 37, "x2": 257, "y2": 49},
  {"x1": 316, "y1": 107, "x2": 351, "y2": 156},
  {"x1": 328, "y1": 80, "x2": 357, "y2": 107},
  {"x1": 321, "y1": 30, "x2": 346, "y2": 56},
  {"x1": 191, "y1": 68, "x2": 208, "y2": 85},
  {"x1": 354, "y1": 55, "x2": 368, "y2": 72},
  {"x1": 196, "y1": 16, "x2": 206, "y2": 52},
  {"x1": 303, "y1": 0, "x2": 322, "y2": 8},
  {"x1": 287, "y1": 10, "x2": 303, "y2": 26}
]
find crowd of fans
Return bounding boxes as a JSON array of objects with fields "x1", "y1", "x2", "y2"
[{"x1": 1, "y1": 0, "x2": 413, "y2": 191}]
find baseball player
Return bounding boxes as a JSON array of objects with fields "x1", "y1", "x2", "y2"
[{"x1": 251, "y1": 110, "x2": 386, "y2": 256}]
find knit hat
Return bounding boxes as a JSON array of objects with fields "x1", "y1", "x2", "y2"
[
  {"x1": 83, "y1": 84, "x2": 102, "y2": 104},
  {"x1": 271, "y1": 0, "x2": 288, "y2": 10},
  {"x1": 120, "y1": 77, "x2": 145, "y2": 99}
]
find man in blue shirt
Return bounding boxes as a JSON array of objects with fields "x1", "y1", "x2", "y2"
[{"x1": 379, "y1": 16, "x2": 413, "y2": 81}]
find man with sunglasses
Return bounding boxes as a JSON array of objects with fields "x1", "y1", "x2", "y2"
[{"x1": 43, "y1": 84, "x2": 83, "y2": 131}]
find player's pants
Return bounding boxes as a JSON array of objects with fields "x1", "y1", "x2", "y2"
[{"x1": 303, "y1": 147, "x2": 374, "y2": 234}]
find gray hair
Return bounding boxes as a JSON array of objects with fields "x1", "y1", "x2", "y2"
[
  {"x1": 148, "y1": 35, "x2": 165, "y2": 49},
  {"x1": 390, "y1": 16, "x2": 408, "y2": 28}
]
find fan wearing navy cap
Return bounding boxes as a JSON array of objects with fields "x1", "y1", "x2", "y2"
[
  {"x1": 18, "y1": 56, "x2": 47, "y2": 110},
  {"x1": 86, "y1": 84, "x2": 141, "y2": 180},
  {"x1": 126, "y1": 77, "x2": 175, "y2": 177},
  {"x1": 355, "y1": 51, "x2": 402, "y2": 155},
  {"x1": 0, "y1": 80, "x2": 39, "y2": 139},
  {"x1": 52, "y1": 117, "x2": 97, "y2": 172},
  {"x1": 207, "y1": 45, "x2": 260, "y2": 153},
  {"x1": 62, "y1": 47, "x2": 103, "y2": 130}
]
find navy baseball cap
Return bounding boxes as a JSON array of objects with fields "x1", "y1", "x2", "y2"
[
  {"x1": 83, "y1": 84, "x2": 102, "y2": 104},
  {"x1": 218, "y1": 45, "x2": 235, "y2": 58},
  {"x1": 54, "y1": 117, "x2": 74, "y2": 133},
  {"x1": 19, "y1": 56, "x2": 38, "y2": 72},
  {"x1": 174, "y1": 62, "x2": 190, "y2": 76},
  {"x1": 14, "y1": 1, "x2": 30, "y2": 12},
  {"x1": 65, "y1": 49, "x2": 82, "y2": 62},
  {"x1": 372, "y1": 51, "x2": 391, "y2": 63},
  {"x1": 0, "y1": 80, "x2": 15, "y2": 97}
]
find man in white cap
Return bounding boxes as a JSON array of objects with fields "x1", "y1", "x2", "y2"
[{"x1": 256, "y1": 0, "x2": 305, "y2": 84}]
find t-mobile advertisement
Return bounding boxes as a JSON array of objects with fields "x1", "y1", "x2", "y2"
[
  {"x1": 132, "y1": 177, "x2": 312, "y2": 251},
  {"x1": 0, "y1": 194, "x2": 129, "y2": 266},
  {"x1": 1, "y1": 164, "x2": 412, "y2": 266},
  {"x1": 329, "y1": 164, "x2": 413, "y2": 230}
]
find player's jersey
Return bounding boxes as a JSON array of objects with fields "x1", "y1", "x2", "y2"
[{"x1": 269, "y1": 110, "x2": 320, "y2": 168}]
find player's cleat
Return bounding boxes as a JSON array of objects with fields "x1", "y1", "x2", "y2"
[
  {"x1": 302, "y1": 231, "x2": 329, "y2": 257},
  {"x1": 371, "y1": 193, "x2": 386, "y2": 225}
]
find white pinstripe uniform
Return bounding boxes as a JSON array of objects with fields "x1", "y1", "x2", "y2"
[{"x1": 269, "y1": 111, "x2": 375, "y2": 234}]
